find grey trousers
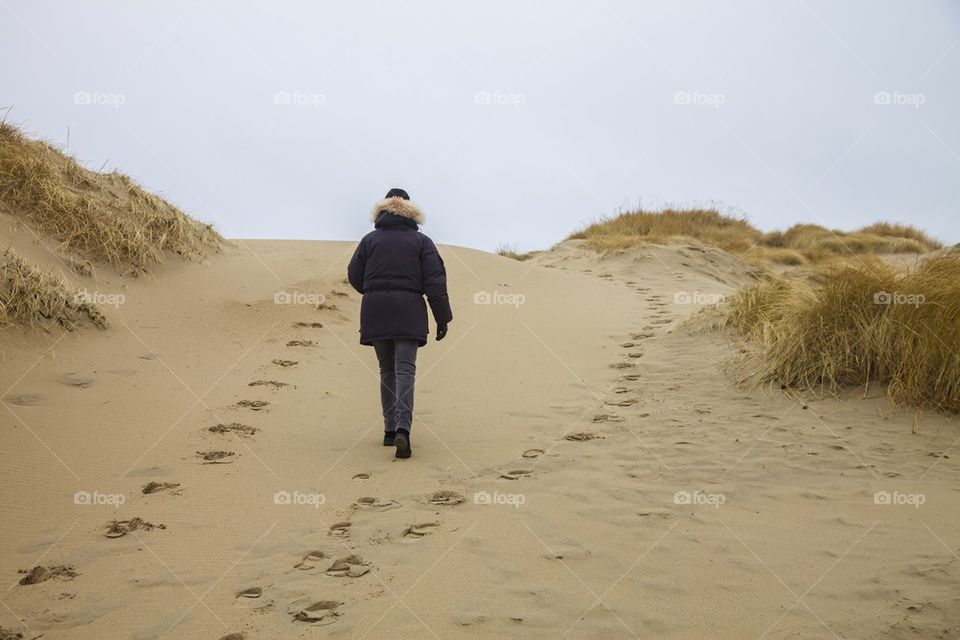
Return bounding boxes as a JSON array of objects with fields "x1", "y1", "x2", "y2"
[{"x1": 373, "y1": 339, "x2": 419, "y2": 434}]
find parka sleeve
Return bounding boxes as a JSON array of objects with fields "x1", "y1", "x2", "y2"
[
  {"x1": 420, "y1": 236, "x2": 453, "y2": 325},
  {"x1": 347, "y1": 239, "x2": 367, "y2": 294}
]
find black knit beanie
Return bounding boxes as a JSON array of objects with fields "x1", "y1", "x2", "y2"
[{"x1": 385, "y1": 188, "x2": 410, "y2": 200}]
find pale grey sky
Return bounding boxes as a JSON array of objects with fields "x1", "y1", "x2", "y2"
[{"x1": 2, "y1": 0, "x2": 958, "y2": 251}]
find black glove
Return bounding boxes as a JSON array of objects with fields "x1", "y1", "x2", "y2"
[{"x1": 436, "y1": 323, "x2": 448, "y2": 341}]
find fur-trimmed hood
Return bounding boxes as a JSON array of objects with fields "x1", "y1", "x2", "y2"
[{"x1": 371, "y1": 197, "x2": 424, "y2": 225}]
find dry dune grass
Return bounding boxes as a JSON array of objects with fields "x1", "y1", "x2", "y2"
[
  {"x1": 724, "y1": 254, "x2": 960, "y2": 413},
  {"x1": 0, "y1": 122, "x2": 223, "y2": 275},
  {"x1": 570, "y1": 208, "x2": 761, "y2": 253},
  {"x1": 0, "y1": 248, "x2": 107, "y2": 330},
  {"x1": 767, "y1": 223, "x2": 937, "y2": 258},
  {"x1": 569, "y1": 208, "x2": 941, "y2": 264},
  {"x1": 495, "y1": 243, "x2": 540, "y2": 261}
]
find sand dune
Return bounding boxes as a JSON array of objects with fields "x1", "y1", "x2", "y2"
[{"x1": 1, "y1": 232, "x2": 958, "y2": 639}]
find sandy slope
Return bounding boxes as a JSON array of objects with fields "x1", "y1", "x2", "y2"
[{"x1": 0, "y1": 236, "x2": 958, "y2": 639}]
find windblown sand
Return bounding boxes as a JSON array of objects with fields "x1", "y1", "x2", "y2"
[{"x1": 1, "y1": 235, "x2": 957, "y2": 639}]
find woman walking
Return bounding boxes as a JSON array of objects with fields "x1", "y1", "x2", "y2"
[{"x1": 347, "y1": 188, "x2": 453, "y2": 459}]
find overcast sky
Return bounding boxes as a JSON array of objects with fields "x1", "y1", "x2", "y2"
[{"x1": 2, "y1": 1, "x2": 958, "y2": 251}]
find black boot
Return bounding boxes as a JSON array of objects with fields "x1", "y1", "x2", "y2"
[
  {"x1": 394, "y1": 430, "x2": 411, "y2": 459},
  {"x1": 383, "y1": 432, "x2": 396, "y2": 446}
]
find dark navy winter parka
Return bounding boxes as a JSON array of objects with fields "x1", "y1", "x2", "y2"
[{"x1": 347, "y1": 197, "x2": 453, "y2": 346}]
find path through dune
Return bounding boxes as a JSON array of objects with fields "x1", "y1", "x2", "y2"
[{"x1": 1, "y1": 239, "x2": 958, "y2": 639}]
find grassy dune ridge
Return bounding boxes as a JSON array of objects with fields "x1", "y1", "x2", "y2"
[
  {"x1": 567, "y1": 207, "x2": 942, "y2": 264},
  {"x1": 0, "y1": 124, "x2": 223, "y2": 329},
  {"x1": 559, "y1": 207, "x2": 955, "y2": 413},
  {"x1": 0, "y1": 123, "x2": 222, "y2": 274}
]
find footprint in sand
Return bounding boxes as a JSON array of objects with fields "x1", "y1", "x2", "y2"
[
  {"x1": 292, "y1": 321, "x2": 323, "y2": 328},
  {"x1": 627, "y1": 352, "x2": 644, "y2": 359},
  {"x1": 565, "y1": 431, "x2": 604, "y2": 442},
  {"x1": 207, "y1": 423, "x2": 258, "y2": 437},
  {"x1": 219, "y1": 634, "x2": 246, "y2": 640},
  {"x1": 353, "y1": 497, "x2": 400, "y2": 511},
  {"x1": 620, "y1": 374, "x2": 641, "y2": 381},
  {"x1": 522, "y1": 448, "x2": 545, "y2": 459},
  {"x1": 606, "y1": 398, "x2": 638, "y2": 407},
  {"x1": 4, "y1": 392, "x2": 45, "y2": 406},
  {"x1": 499, "y1": 469, "x2": 532, "y2": 480},
  {"x1": 237, "y1": 400, "x2": 269, "y2": 410},
  {"x1": 235, "y1": 586, "x2": 262, "y2": 599},
  {"x1": 631, "y1": 332, "x2": 655, "y2": 340},
  {"x1": 104, "y1": 517, "x2": 165, "y2": 538},
  {"x1": 620, "y1": 342, "x2": 636, "y2": 348},
  {"x1": 402, "y1": 523, "x2": 439, "y2": 540},
  {"x1": 609, "y1": 362, "x2": 635, "y2": 370},
  {"x1": 592, "y1": 414, "x2": 623, "y2": 423},
  {"x1": 286, "y1": 340, "x2": 316, "y2": 347},
  {"x1": 294, "y1": 550, "x2": 327, "y2": 570},
  {"x1": 141, "y1": 481, "x2": 180, "y2": 495},
  {"x1": 325, "y1": 555, "x2": 370, "y2": 578},
  {"x1": 59, "y1": 372, "x2": 95, "y2": 388},
  {"x1": 197, "y1": 450, "x2": 236, "y2": 464},
  {"x1": 18, "y1": 565, "x2": 78, "y2": 585},
  {"x1": 428, "y1": 490, "x2": 465, "y2": 506},
  {"x1": 249, "y1": 380, "x2": 293, "y2": 389},
  {"x1": 651, "y1": 318, "x2": 672, "y2": 325},
  {"x1": 290, "y1": 599, "x2": 342, "y2": 624},
  {"x1": 272, "y1": 359, "x2": 297, "y2": 367},
  {"x1": 352, "y1": 472, "x2": 370, "y2": 480},
  {"x1": 328, "y1": 522, "x2": 351, "y2": 538}
]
